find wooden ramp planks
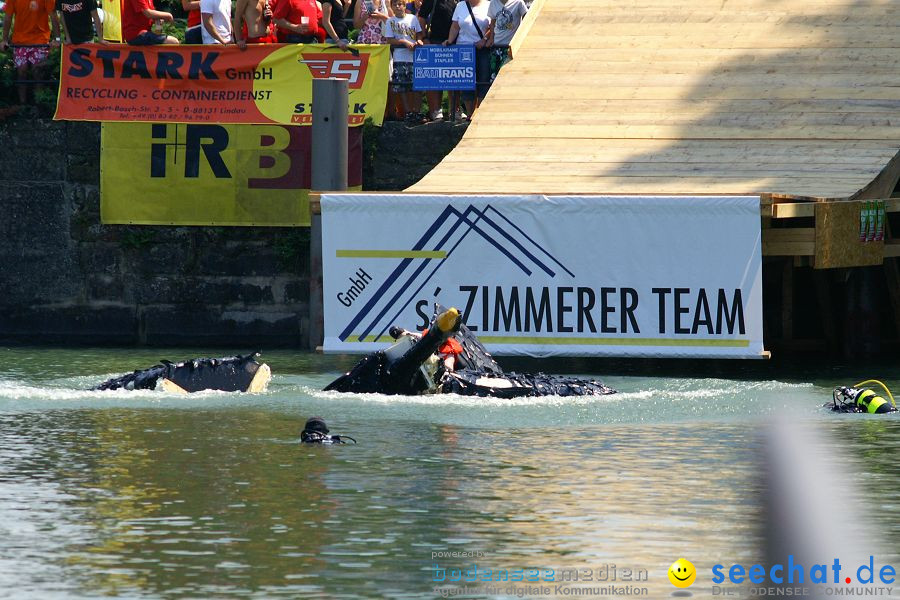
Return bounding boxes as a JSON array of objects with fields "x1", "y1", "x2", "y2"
[{"x1": 408, "y1": 0, "x2": 900, "y2": 199}]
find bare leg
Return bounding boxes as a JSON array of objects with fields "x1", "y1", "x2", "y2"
[
  {"x1": 462, "y1": 97, "x2": 475, "y2": 120},
  {"x1": 426, "y1": 90, "x2": 442, "y2": 116},
  {"x1": 386, "y1": 90, "x2": 399, "y2": 119},
  {"x1": 402, "y1": 91, "x2": 416, "y2": 115}
]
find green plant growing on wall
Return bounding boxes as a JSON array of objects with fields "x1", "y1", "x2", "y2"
[
  {"x1": 0, "y1": 52, "x2": 14, "y2": 108},
  {"x1": 275, "y1": 230, "x2": 310, "y2": 271},
  {"x1": 119, "y1": 229, "x2": 156, "y2": 250},
  {"x1": 34, "y1": 87, "x2": 57, "y2": 113},
  {"x1": 31, "y1": 45, "x2": 62, "y2": 114}
]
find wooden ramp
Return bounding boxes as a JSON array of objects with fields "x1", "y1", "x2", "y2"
[{"x1": 408, "y1": 0, "x2": 900, "y2": 199}]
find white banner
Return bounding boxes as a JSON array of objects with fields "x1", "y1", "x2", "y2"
[{"x1": 322, "y1": 194, "x2": 764, "y2": 358}]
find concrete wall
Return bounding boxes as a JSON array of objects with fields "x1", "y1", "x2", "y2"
[{"x1": 0, "y1": 115, "x2": 464, "y2": 347}]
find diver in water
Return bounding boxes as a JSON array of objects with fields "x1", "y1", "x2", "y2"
[
  {"x1": 830, "y1": 380, "x2": 896, "y2": 414},
  {"x1": 300, "y1": 417, "x2": 356, "y2": 444}
]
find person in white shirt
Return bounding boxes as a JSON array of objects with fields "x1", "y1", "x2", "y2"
[
  {"x1": 486, "y1": 0, "x2": 525, "y2": 80},
  {"x1": 385, "y1": 0, "x2": 425, "y2": 124},
  {"x1": 201, "y1": 0, "x2": 232, "y2": 44},
  {"x1": 443, "y1": 0, "x2": 491, "y2": 120}
]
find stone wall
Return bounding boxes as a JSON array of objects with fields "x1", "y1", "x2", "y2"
[
  {"x1": 366, "y1": 121, "x2": 467, "y2": 191},
  {"x1": 0, "y1": 114, "x2": 462, "y2": 346}
]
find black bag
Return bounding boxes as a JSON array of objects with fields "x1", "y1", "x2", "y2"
[{"x1": 464, "y1": 0, "x2": 485, "y2": 40}]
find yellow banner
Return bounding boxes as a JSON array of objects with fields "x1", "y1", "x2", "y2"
[
  {"x1": 100, "y1": 0, "x2": 123, "y2": 42},
  {"x1": 101, "y1": 122, "x2": 362, "y2": 226}
]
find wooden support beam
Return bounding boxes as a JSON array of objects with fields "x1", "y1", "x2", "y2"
[
  {"x1": 883, "y1": 219, "x2": 900, "y2": 339},
  {"x1": 762, "y1": 227, "x2": 815, "y2": 256},
  {"x1": 771, "y1": 202, "x2": 815, "y2": 219},
  {"x1": 885, "y1": 258, "x2": 900, "y2": 339},
  {"x1": 782, "y1": 258, "x2": 793, "y2": 342},
  {"x1": 886, "y1": 243, "x2": 900, "y2": 258},
  {"x1": 771, "y1": 198, "x2": 900, "y2": 219},
  {"x1": 812, "y1": 270, "x2": 838, "y2": 355}
]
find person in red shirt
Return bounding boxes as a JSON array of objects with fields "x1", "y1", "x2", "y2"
[
  {"x1": 122, "y1": 0, "x2": 179, "y2": 44},
  {"x1": 273, "y1": 0, "x2": 323, "y2": 43},
  {"x1": 420, "y1": 327, "x2": 463, "y2": 370},
  {"x1": 182, "y1": 0, "x2": 202, "y2": 43},
  {"x1": 1, "y1": 0, "x2": 61, "y2": 103}
]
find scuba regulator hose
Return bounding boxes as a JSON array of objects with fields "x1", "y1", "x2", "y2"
[{"x1": 852, "y1": 380, "x2": 896, "y2": 409}]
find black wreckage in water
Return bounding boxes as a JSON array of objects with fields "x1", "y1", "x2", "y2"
[
  {"x1": 93, "y1": 353, "x2": 271, "y2": 393},
  {"x1": 325, "y1": 307, "x2": 616, "y2": 398}
]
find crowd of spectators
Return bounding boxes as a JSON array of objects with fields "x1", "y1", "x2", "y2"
[{"x1": 1, "y1": 0, "x2": 528, "y2": 119}]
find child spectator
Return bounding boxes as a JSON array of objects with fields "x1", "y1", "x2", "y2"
[
  {"x1": 201, "y1": 0, "x2": 232, "y2": 43},
  {"x1": 384, "y1": 0, "x2": 423, "y2": 123},
  {"x1": 122, "y1": 0, "x2": 179, "y2": 44},
  {"x1": 353, "y1": 0, "x2": 390, "y2": 44},
  {"x1": 320, "y1": 0, "x2": 349, "y2": 49},
  {"x1": 182, "y1": 0, "x2": 202, "y2": 44},
  {"x1": 57, "y1": 0, "x2": 104, "y2": 44},
  {"x1": 486, "y1": 0, "x2": 525, "y2": 81},
  {"x1": 273, "y1": 0, "x2": 323, "y2": 43},
  {"x1": 417, "y1": 0, "x2": 456, "y2": 120},
  {"x1": 234, "y1": 0, "x2": 277, "y2": 47},
  {"x1": 444, "y1": 0, "x2": 490, "y2": 121},
  {"x1": 1, "y1": 0, "x2": 60, "y2": 103}
]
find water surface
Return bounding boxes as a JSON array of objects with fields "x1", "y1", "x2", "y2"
[{"x1": 0, "y1": 347, "x2": 898, "y2": 598}]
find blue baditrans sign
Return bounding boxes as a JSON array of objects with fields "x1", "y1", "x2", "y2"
[{"x1": 413, "y1": 45, "x2": 476, "y2": 91}]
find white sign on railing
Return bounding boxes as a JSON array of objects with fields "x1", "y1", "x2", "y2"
[{"x1": 322, "y1": 194, "x2": 764, "y2": 358}]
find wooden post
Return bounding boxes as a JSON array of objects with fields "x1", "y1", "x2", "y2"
[
  {"x1": 781, "y1": 258, "x2": 793, "y2": 342},
  {"x1": 309, "y1": 195, "x2": 324, "y2": 351},
  {"x1": 885, "y1": 258, "x2": 900, "y2": 339},
  {"x1": 812, "y1": 270, "x2": 838, "y2": 355},
  {"x1": 882, "y1": 220, "x2": 900, "y2": 339}
]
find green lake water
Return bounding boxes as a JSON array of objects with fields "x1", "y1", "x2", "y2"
[{"x1": 1, "y1": 347, "x2": 899, "y2": 599}]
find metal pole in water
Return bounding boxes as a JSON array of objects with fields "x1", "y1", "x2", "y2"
[
  {"x1": 311, "y1": 77, "x2": 349, "y2": 191},
  {"x1": 309, "y1": 78, "x2": 349, "y2": 350}
]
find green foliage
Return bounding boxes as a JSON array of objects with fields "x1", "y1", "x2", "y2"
[
  {"x1": 34, "y1": 45, "x2": 62, "y2": 113},
  {"x1": 0, "y1": 52, "x2": 14, "y2": 108},
  {"x1": 162, "y1": 19, "x2": 188, "y2": 43},
  {"x1": 274, "y1": 230, "x2": 311, "y2": 271},
  {"x1": 119, "y1": 229, "x2": 157, "y2": 250},
  {"x1": 0, "y1": 43, "x2": 59, "y2": 109},
  {"x1": 33, "y1": 87, "x2": 57, "y2": 114},
  {"x1": 44, "y1": 44, "x2": 61, "y2": 83}
]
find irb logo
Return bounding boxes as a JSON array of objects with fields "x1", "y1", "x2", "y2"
[{"x1": 299, "y1": 53, "x2": 369, "y2": 89}]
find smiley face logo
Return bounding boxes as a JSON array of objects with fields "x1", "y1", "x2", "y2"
[{"x1": 668, "y1": 558, "x2": 696, "y2": 588}]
